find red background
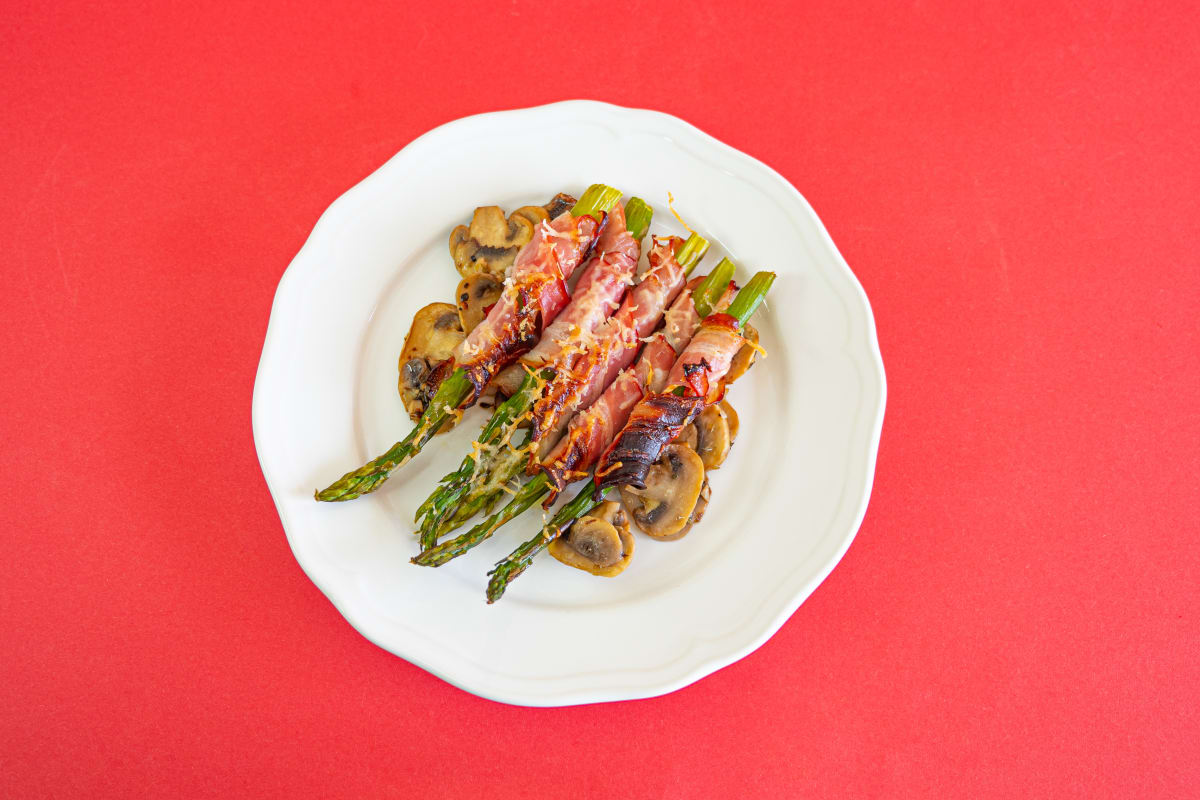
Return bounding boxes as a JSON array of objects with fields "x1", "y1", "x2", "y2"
[{"x1": 3, "y1": 1, "x2": 1197, "y2": 797}]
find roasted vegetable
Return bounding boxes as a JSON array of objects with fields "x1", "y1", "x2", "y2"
[
  {"x1": 449, "y1": 205, "x2": 548, "y2": 280},
  {"x1": 397, "y1": 303, "x2": 465, "y2": 429},
  {"x1": 618, "y1": 443, "x2": 706, "y2": 540},
  {"x1": 455, "y1": 273, "x2": 503, "y2": 334},
  {"x1": 549, "y1": 501, "x2": 634, "y2": 576},
  {"x1": 725, "y1": 323, "x2": 760, "y2": 384}
]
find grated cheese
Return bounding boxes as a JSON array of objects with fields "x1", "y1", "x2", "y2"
[{"x1": 667, "y1": 193, "x2": 697, "y2": 236}]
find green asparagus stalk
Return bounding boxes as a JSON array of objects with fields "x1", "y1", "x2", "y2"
[
  {"x1": 484, "y1": 270, "x2": 778, "y2": 601},
  {"x1": 485, "y1": 483, "x2": 610, "y2": 603},
  {"x1": 412, "y1": 474, "x2": 554, "y2": 567},
  {"x1": 413, "y1": 369, "x2": 548, "y2": 548},
  {"x1": 314, "y1": 370, "x2": 471, "y2": 501},
  {"x1": 726, "y1": 270, "x2": 776, "y2": 324},
  {"x1": 432, "y1": 434, "x2": 532, "y2": 537},
  {"x1": 419, "y1": 246, "x2": 724, "y2": 541},
  {"x1": 314, "y1": 185, "x2": 621, "y2": 503},
  {"x1": 693, "y1": 257, "x2": 736, "y2": 318},
  {"x1": 414, "y1": 368, "x2": 545, "y2": 519},
  {"x1": 624, "y1": 197, "x2": 653, "y2": 241}
]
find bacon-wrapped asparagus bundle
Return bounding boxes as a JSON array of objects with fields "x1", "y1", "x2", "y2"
[
  {"x1": 412, "y1": 198, "x2": 653, "y2": 545},
  {"x1": 529, "y1": 235, "x2": 712, "y2": 462},
  {"x1": 411, "y1": 266, "x2": 736, "y2": 568},
  {"x1": 416, "y1": 231, "x2": 713, "y2": 543},
  {"x1": 315, "y1": 184, "x2": 622, "y2": 502},
  {"x1": 539, "y1": 269, "x2": 736, "y2": 495},
  {"x1": 484, "y1": 271, "x2": 774, "y2": 602},
  {"x1": 593, "y1": 271, "x2": 776, "y2": 493}
]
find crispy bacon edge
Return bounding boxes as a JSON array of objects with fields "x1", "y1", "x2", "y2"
[{"x1": 591, "y1": 393, "x2": 706, "y2": 492}]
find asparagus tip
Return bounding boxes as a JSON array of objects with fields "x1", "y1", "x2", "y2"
[
  {"x1": 625, "y1": 197, "x2": 653, "y2": 241},
  {"x1": 692, "y1": 257, "x2": 737, "y2": 318},
  {"x1": 675, "y1": 232, "x2": 711, "y2": 274},
  {"x1": 727, "y1": 270, "x2": 776, "y2": 325},
  {"x1": 571, "y1": 184, "x2": 622, "y2": 221}
]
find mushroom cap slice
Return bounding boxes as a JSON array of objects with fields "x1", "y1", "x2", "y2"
[
  {"x1": 619, "y1": 444, "x2": 705, "y2": 540},
  {"x1": 512, "y1": 205, "x2": 549, "y2": 229},
  {"x1": 398, "y1": 303, "x2": 465, "y2": 430},
  {"x1": 674, "y1": 477, "x2": 712, "y2": 540},
  {"x1": 468, "y1": 205, "x2": 534, "y2": 249},
  {"x1": 693, "y1": 404, "x2": 732, "y2": 470},
  {"x1": 449, "y1": 206, "x2": 538, "y2": 279},
  {"x1": 725, "y1": 323, "x2": 760, "y2": 384},
  {"x1": 719, "y1": 400, "x2": 740, "y2": 444},
  {"x1": 676, "y1": 423, "x2": 698, "y2": 451},
  {"x1": 549, "y1": 501, "x2": 635, "y2": 577},
  {"x1": 456, "y1": 273, "x2": 503, "y2": 334}
]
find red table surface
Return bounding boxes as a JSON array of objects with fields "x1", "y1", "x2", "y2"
[{"x1": 3, "y1": 1, "x2": 1197, "y2": 797}]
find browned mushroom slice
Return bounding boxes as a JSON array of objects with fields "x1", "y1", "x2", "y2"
[
  {"x1": 725, "y1": 323, "x2": 760, "y2": 384},
  {"x1": 543, "y1": 193, "x2": 577, "y2": 219},
  {"x1": 693, "y1": 404, "x2": 732, "y2": 470},
  {"x1": 512, "y1": 205, "x2": 549, "y2": 229},
  {"x1": 456, "y1": 272, "x2": 503, "y2": 334},
  {"x1": 676, "y1": 422, "x2": 698, "y2": 451},
  {"x1": 619, "y1": 444, "x2": 705, "y2": 540},
  {"x1": 448, "y1": 206, "x2": 538, "y2": 280},
  {"x1": 719, "y1": 400, "x2": 740, "y2": 444},
  {"x1": 549, "y1": 501, "x2": 635, "y2": 577},
  {"x1": 398, "y1": 303, "x2": 465, "y2": 431},
  {"x1": 674, "y1": 477, "x2": 712, "y2": 540}
]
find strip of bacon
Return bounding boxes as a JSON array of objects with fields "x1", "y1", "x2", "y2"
[
  {"x1": 452, "y1": 209, "x2": 604, "y2": 402},
  {"x1": 490, "y1": 202, "x2": 639, "y2": 397},
  {"x1": 529, "y1": 235, "x2": 692, "y2": 460}
]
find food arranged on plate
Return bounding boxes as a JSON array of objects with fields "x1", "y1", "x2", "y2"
[{"x1": 315, "y1": 185, "x2": 773, "y2": 602}]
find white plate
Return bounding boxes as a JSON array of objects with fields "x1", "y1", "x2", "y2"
[{"x1": 253, "y1": 100, "x2": 886, "y2": 706}]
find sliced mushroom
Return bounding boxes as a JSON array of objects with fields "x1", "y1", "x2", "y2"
[
  {"x1": 549, "y1": 501, "x2": 635, "y2": 577},
  {"x1": 692, "y1": 404, "x2": 732, "y2": 470},
  {"x1": 398, "y1": 303, "x2": 465, "y2": 430},
  {"x1": 449, "y1": 206, "x2": 539, "y2": 280},
  {"x1": 619, "y1": 444, "x2": 705, "y2": 540},
  {"x1": 543, "y1": 193, "x2": 577, "y2": 219},
  {"x1": 674, "y1": 477, "x2": 712, "y2": 540},
  {"x1": 719, "y1": 400, "x2": 740, "y2": 443},
  {"x1": 676, "y1": 423, "x2": 698, "y2": 451},
  {"x1": 513, "y1": 204, "x2": 549, "y2": 228},
  {"x1": 456, "y1": 272, "x2": 503, "y2": 333},
  {"x1": 725, "y1": 323, "x2": 760, "y2": 384}
]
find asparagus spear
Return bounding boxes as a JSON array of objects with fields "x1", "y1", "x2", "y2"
[
  {"x1": 314, "y1": 184, "x2": 622, "y2": 502},
  {"x1": 413, "y1": 369, "x2": 548, "y2": 549},
  {"x1": 412, "y1": 473, "x2": 553, "y2": 567},
  {"x1": 623, "y1": 197, "x2": 654, "y2": 243},
  {"x1": 419, "y1": 253, "x2": 730, "y2": 545},
  {"x1": 485, "y1": 483, "x2": 609, "y2": 603},
  {"x1": 484, "y1": 270, "x2": 777, "y2": 601}
]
